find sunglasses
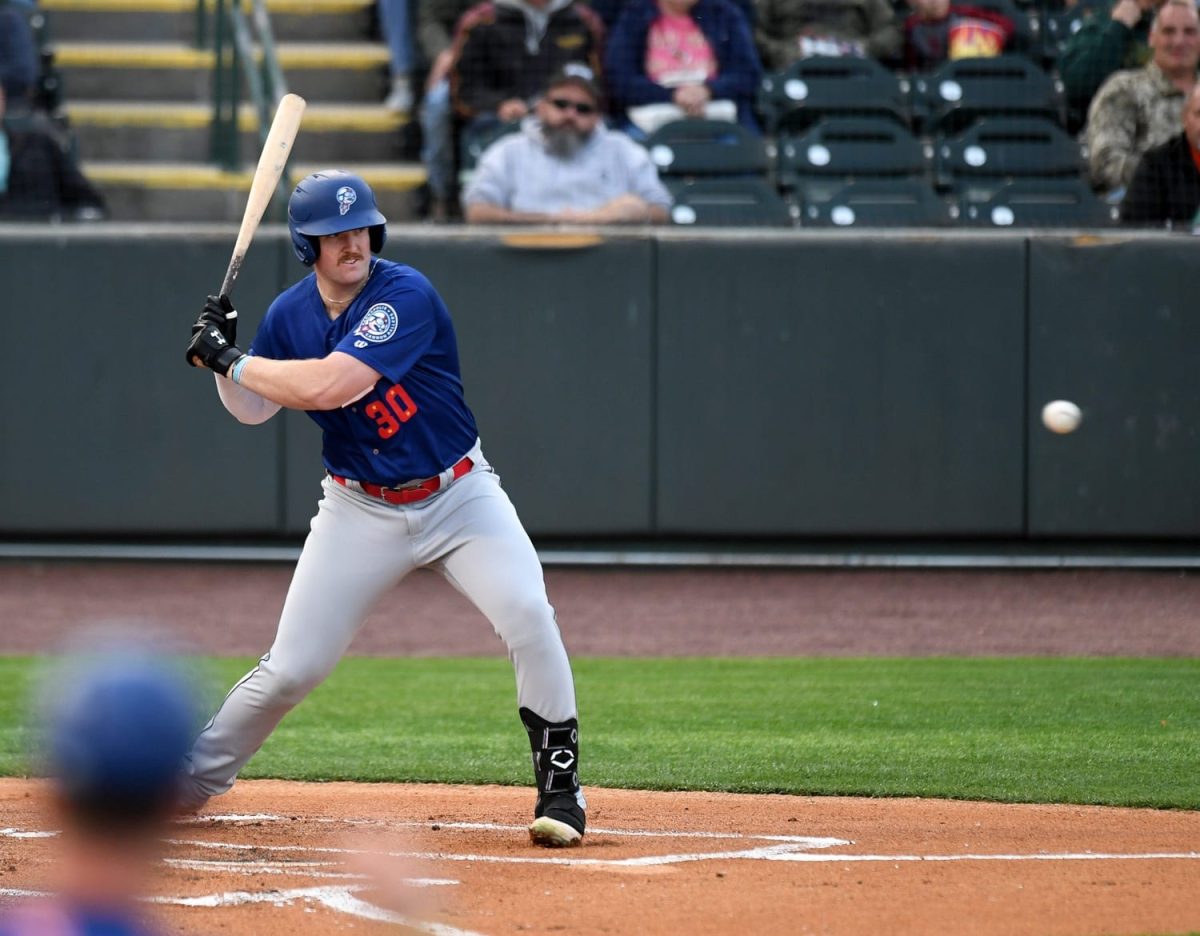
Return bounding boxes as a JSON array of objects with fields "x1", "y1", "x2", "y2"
[{"x1": 548, "y1": 97, "x2": 597, "y2": 115}]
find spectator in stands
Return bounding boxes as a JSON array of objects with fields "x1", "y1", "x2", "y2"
[
  {"x1": 605, "y1": 0, "x2": 762, "y2": 135},
  {"x1": 903, "y1": 0, "x2": 1017, "y2": 71},
  {"x1": 0, "y1": 85, "x2": 106, "y2": 219},
  {"x1": 1121, "y1": 81, "x2": 1200, "y2": 225},
  {"x1": 1086, "y1": 0, "x2": 1200, "y2": 193},
  {"x1": 463, "y1": 66, "x2": 672, "y2": 222},
  {"x1": 754, "y1": 0, "x2": 901, "y2": 70},
  {"x1": 1061, "y1": 0, "x2": 1165, "y2": 124},
  {"x1": 451, "y1": 0, "x2": 605, "y2": 130},
  {"x1": 379, "y1": 0, "x2": 416, "y2": 111},
  {"x1": 417, "y1": 0, "x2": 475, "y2": 219},
  {"x1": 590, "y1": 0, "x2": 754, "y2": 29},
  {"x1": 0, "y1": 0, "x2": 38, "y2": 108}
]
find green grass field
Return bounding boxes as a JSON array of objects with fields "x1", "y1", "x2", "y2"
[{"x1": 0, "y1": 657, "x2": 1196, "y2": 809}]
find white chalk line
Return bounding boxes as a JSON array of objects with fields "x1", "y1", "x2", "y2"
[
  {"x1": 185, "y1": 814, "x2": 837, "y2": 843},
  {"x1": 9, "y1": 817, "x2": 1200, "y2": 934},
  {"x1": 145, "y1": 885, "x2": 486, "y2": 936}
]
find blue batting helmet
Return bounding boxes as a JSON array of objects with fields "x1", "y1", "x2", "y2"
[
  {"x1": 45, "y1": 653, "x2": 196, "y2": 824},
  {"x1": 288, "y1": 169, "x2": 388, "y2": 266}
]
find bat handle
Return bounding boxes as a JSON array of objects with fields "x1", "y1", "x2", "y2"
[{"x1": 219, "y1": 255, "x2": 243, "y2": 298}]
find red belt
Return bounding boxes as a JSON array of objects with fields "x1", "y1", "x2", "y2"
[{"x1": 331, "y1": 455, "x2": 474, "y2": 505}]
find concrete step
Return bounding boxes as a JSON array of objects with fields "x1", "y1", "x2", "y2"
[
  {"x1": 54, "y1": 41, "x2": 390, "y2": 102},
  {"x1": 66, "y1": 101, "x2": 409, "y2": 162},
  {"x1": 41, "y1": 0, "x2": 376, "y2": 43},
  {"x1": 85, "y1": 160, "x2": 426, "y2": 221}
]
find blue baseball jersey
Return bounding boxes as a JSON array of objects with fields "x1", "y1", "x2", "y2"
[
  {"x1": 250, "y1": 258, "x2": 479, "y2": 484},
  {"x1": 0, "y1": 903, "x2": 160, "y2": 936}
]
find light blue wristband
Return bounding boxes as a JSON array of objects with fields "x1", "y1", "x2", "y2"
[{"x1": 230, "y1": 354, "x2": 250, "y2": 385}]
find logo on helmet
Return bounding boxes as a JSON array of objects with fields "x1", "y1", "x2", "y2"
[
  {"x1": 355, "y1": 303, "x2": 399, "y2": 343},
  {"x1": 336, "y1": 186, "x2": 358, "y2": 216}
]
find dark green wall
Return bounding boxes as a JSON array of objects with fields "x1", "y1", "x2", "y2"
[
  {"x1": 655, "y1": 237, "x2": 1025, "y2": 535},
  {"x1": 1027, "y1": 238, "x2": 1200, "y2": 537},
  {"x1": 0, "y1": 227, "x2": 1194, "y2": 539}
]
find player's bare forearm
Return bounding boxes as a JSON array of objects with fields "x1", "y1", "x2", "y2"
[{"x1": 232, "y1": 352, "x2": 381, "y2": 412}]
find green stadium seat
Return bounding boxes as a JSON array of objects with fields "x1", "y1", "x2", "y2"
[
  {"x1": 777, "y1": 116, "x2": 930, "y2": 204},
  {"x1": 956, "y1": 177, "x2": 1119, "y2": 227},
  {"x1": 799, "y1": 179, "x2": 954, "y2": 227},
  {"x1": 911, "y1": 54, "x2": 1063, "y2": 133},
  {"x1": 758, "y1": 56, "x2": 911, "y2": 136},
  {"x1": 644, "y1": 119, "x2": 768, "y2": 177},
  {"x1": 667, "y1": 177, "x2": 797, "y2": 227}
]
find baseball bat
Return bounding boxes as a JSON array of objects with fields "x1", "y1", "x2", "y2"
[{"x1": 218, "y1": 92, "x2": 307, "y2": 297}]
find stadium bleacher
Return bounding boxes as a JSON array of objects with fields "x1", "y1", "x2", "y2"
[{"x1": 14, "y1": 0, "x2": 1157, "y2": 228}]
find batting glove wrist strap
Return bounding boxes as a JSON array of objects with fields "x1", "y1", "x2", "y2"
[
  {"x1": 230, "y1": 354, "x2": 251, "y2": 384},
  {"x1": 186, "y1": 321, "x2": 244, "y2": 376}
]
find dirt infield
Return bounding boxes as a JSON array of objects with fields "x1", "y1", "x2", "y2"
[
  {"x1": 0, "y1": 779, "x2": 1198, "y2": 935},
  {"x1": 0, "y1": 561, "x2": 1198, "y2": 934}
]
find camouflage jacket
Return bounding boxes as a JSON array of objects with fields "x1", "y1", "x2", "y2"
[{"x1": 1085, "y1": 62, "x2": 1193, "y2": 192}]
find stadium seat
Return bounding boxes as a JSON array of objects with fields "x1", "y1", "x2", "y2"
[
  {"x1": 644, "y1": 119, "x2": 768, "y2": 177},
  {"x1": 911, "y1": 54, "x2": 1063, "y2": 133},
  {"x1": 934, "y1": 116, "x2": 1085, "y2": 197},
  {"x1": 1040, "y1": 4, "x2": 1087, "y2": 64},
  {"x1": 667, "y1": 177, "x2": 797, "y2": 227},
  {"x1": 757, "y1": 56, "x2": 911, "y2": 135},
  {"x1": 955, "y1": 178, "x2": 1119, "y2": 227},
  {"x1": 777, "y1": 116, "x2": 930, "y2": 203},
  {"x1": 799, "y1": 179, "x2": 954, "y2": 227}
]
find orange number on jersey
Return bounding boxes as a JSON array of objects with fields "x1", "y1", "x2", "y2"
[{"x1": 365, "y1": 383, "x2": 419, "y2": 439}]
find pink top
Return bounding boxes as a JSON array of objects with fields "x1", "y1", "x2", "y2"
[{"x1": 645, "y1": 10, "x2": 717, "y2": 86}]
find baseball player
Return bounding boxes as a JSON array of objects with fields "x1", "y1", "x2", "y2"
[
  {"x1": 182, "y1": 170, "x2": 585, "y2": 848},
  {"x1": 0, "y1": 651, "x2": 195, "y2": 936}
]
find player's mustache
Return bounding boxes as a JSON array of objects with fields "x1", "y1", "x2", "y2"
[{"x1": 339, "y1": 252, "x2": 363, "y2": 262}]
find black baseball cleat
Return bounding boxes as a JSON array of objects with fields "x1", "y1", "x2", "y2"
[
  {"x1": 520, "y1": 706, "x2": 586, "y2": 848},
  {"x1": 530, "y1": 791, "x2": 586, "y2": 847}
]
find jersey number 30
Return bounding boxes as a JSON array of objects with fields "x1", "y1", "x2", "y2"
[{"x1": 365, "y1": 383, "x2": 419, "y2": 439}]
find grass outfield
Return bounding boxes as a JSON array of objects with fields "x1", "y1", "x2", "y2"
[{"x1": 0, "y1": 657, "x2": 1195, "y2": 809}]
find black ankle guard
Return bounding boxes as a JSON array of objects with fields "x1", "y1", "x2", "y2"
[{"x1": 519, "y1": 706, "x2": 580, "y2": 795}]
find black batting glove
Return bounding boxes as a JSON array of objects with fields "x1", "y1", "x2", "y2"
[
  {"x1": 186, "y1": 320, "x2": 244, "y2": 376},
  {"x1": 190, "y1": 294, "x2": 238, "y2": 344}
]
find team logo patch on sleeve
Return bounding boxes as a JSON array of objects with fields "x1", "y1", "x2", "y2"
[{"x1": 354, "y1": 303, "x2": 399, "y2": 343}]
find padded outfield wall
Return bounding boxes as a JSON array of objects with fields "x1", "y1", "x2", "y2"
[{"x1": 0, "y1": 226, "x2": 1195, "y2": 539}]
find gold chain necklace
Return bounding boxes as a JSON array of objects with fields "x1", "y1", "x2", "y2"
[{"x1": 317, "y1": 259, "x2": 374, "y2": 307}]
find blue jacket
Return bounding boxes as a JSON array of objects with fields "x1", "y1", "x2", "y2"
[{"x1": 604, "y1": 0, "x2": 763, "y2": 131}]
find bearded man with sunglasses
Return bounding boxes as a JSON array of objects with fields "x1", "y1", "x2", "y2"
[{"x1": 463, "y1": 66, "x2": 672, "y2": 223}]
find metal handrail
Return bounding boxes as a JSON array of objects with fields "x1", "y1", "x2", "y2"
[{"x1": 202, "y1": 0, "x2": 291, "y2": 182}]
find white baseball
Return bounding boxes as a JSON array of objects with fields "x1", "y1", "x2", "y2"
[{"x1": 1042, "y1": 399, "x2": 1082, "y2": 434}]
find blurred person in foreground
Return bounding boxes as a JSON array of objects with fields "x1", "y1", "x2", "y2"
[
  {"x1": 463, "y1": 65, "x2": 672, "y2": 222},
  {"x1": 1121, "y1": 81, "x2": 1200, "y2": 225},
  {"x1": 0, "y1": 651, "x2": 196, "y2": 936},
  {"x1": 0, "y1": 85, "x2": 106, "y2": 219},
  {"x1": 1086, "y1": 0, "x2": 1200, "y2": 194}
]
